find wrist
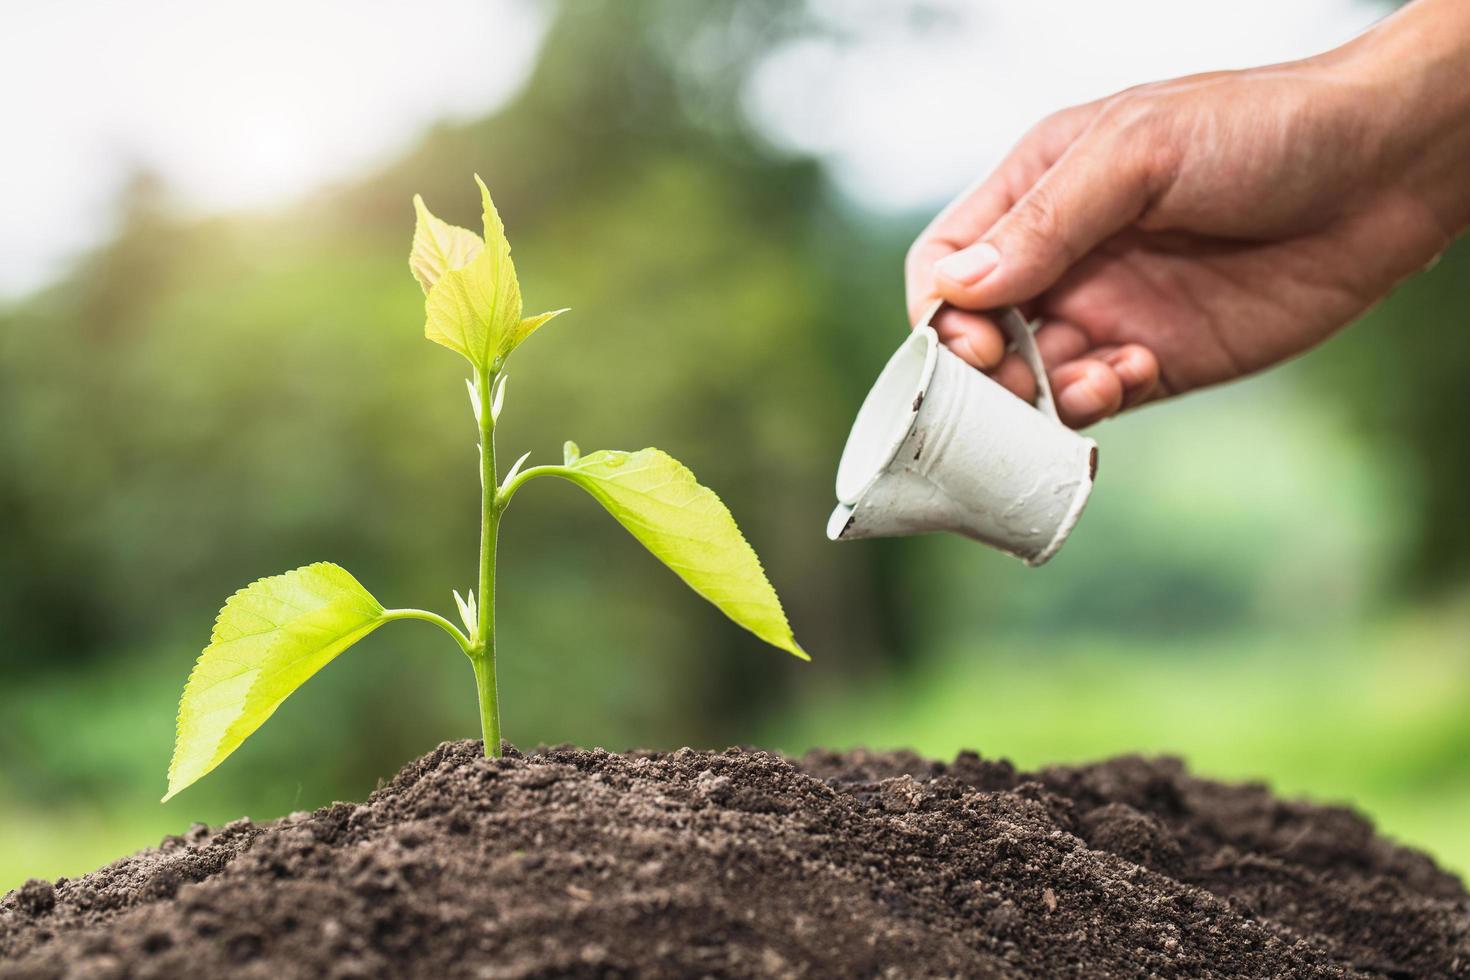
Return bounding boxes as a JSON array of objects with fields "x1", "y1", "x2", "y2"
[{"x1": 1326, "y1": 0, "x2": 1470, "y2": 236}]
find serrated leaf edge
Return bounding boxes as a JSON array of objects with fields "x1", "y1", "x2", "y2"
[
  {"x1": 164, "y1": 562, "x2": 385, "y2": 801},
  {"x1": 563, "y1": 449, "x2": 807, "y2": 660}
]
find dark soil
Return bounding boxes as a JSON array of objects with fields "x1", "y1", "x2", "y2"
[{"x1": 2, "y1": 743, "x2": 1467, "y2": 979}]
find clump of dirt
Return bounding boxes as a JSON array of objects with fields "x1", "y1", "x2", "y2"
[{"x1": 2, "y1": 742, "x2": 1466, "y2": 978}]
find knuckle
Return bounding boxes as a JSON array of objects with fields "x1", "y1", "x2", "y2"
[
  {"x1": 1094, "y1": 91, "x2": 1137, "y2": 127},
  {"x1": 1097, "y1": 89, "x2": 1161, "y2": 141},
  {"x1": 1013, "y1": 188, "x2": 1067, "y2": 258},
  {"x1": 1095, "y1": 93, "x2": 1181, "y2": 204},
  {"x1": 1029, "y1": 108, "x2": 1071, "y2": 143}
]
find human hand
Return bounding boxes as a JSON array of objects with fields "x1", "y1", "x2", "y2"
[{"x1": 905, "y1": 0, "x2": 1470, "y2": 428}]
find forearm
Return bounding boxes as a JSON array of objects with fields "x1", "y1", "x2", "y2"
[{"x1": 1330, "y1": 0, "x2": 1470, "y2": 237}]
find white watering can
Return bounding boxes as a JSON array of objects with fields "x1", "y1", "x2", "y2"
[{"x1": 828, "y1": 301, "x2": 1097, "y2": 566}]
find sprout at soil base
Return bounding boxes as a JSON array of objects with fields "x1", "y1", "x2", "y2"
[{"x1": 163, "y1": 176, "x2": 805, "y2": 802}]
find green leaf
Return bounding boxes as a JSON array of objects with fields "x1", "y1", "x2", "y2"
[
  {"x1": 513, "y1": 307, "x2": 570, "y2": 352},
  {"x1": 409, "y1": 194, "x2": 482, "y2": 295},
  {"x1": 558, "y1": 448, "x2": 807, "y2": 660},
  {"x1": 420, "y1": 175, "x2": 565, "y2": 370},
  {"x1": 164, "y1": 563, "x2": 387, "y2": 801},
  {"x1": 423, "y1": 240, "x2": 518, "y2": 368}
]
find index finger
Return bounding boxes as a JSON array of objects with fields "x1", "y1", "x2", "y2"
[{"x1": 904, "y1": 102, "x2": 1103, "y2": 325}]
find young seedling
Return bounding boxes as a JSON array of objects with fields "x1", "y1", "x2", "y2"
[{"x1": 163, "y1": 176, "x2": 806, "y2": 801}]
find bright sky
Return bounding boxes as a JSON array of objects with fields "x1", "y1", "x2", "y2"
[
  {"x1": 0, "y1": 0, "x2": 547, "y2": 296},
  {"x1": 749, "y1": 0, "x2": 1388, "y2": 210},
  {"x1": 1, "y1": 0, "x2": 1385, "y2": 297}
]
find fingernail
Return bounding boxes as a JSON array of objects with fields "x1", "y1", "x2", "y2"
[
  {"x1": 935, "y1": 242, "x2": 1000, "y2": 285},
  {"x1": 953, "y1": 334, "x2": 980, "y2": 366},
  {"x1": 1103, "y1": 348, "x2": 1146, "y2": 389},
  {"x1": 1058, "y1": 379, "x2": 1104, "y2": 422}
]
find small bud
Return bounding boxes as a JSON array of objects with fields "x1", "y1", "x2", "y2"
[
  {"x1": 452, "y1": 589, "x2": 478, "y2": 635},
  {"x1": 503, "y1": 451, "x2": 532, "y2": 486},
  {"x1": 465, "y1": 378, "x2": 481, "y2": 423},
  {"x1": 563, "y1": 441, "x2": 581, "y2": 465},
  {"x1": 491, "y1": 374, "x2": 508, "y2": 422}
]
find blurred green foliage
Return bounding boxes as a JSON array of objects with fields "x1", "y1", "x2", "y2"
[{"x1": 1, "y1": 0, "x2": 1466, "y2": 888}]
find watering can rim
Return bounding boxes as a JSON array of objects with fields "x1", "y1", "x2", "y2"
[{"x1": 836, "y1": 323, "x2": 941, "y2": 507}]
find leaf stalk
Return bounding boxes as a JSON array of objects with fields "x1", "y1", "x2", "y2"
[
  {"x1": 380, "y1": 607, "x2": 473, "y2": 653},
  {"x1": 496, "y1": 463, "x2": 566, "y2": 509}
]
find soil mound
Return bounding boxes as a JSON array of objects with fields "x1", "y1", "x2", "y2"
[{"x1": 2, "y1": 742, "x2": 1466, "y2": 978}]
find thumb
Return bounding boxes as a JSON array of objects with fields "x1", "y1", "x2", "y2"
[{"x1": 934, "y1": 131, "x2": 1154, "y2": 308}]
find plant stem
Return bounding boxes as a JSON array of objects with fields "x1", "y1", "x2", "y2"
[{"x1": 473, "y1": 366, "x2": 501, "y2": 758}]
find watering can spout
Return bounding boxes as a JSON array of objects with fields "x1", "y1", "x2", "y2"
[
  {"x1": 828, "y1": 471, "x2": 981, "y2": 542},
  {"x1": 827, "y1": 502, "x2": 857, "y2": 540}
]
